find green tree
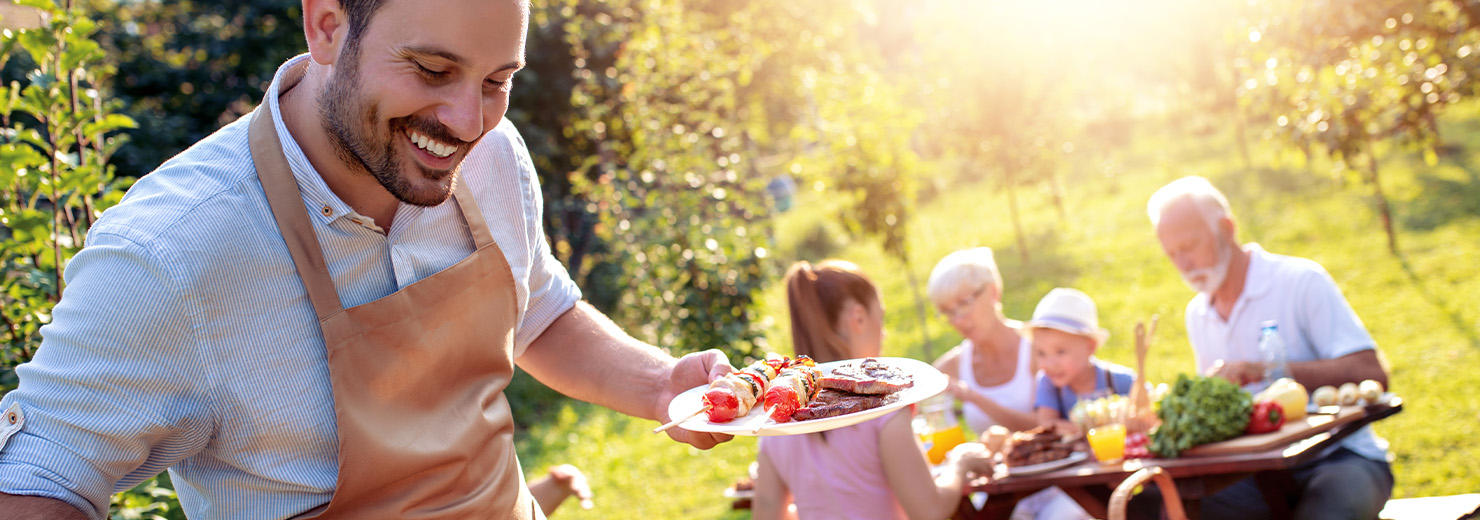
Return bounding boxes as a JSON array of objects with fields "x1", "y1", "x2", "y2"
[
  {"x1": 0, "y1": 1, "x2": 182, "y2": 516},
  {"x1": 523, "y1": 0, "x2": 928, "y2": 360},
  {"x1": 1236, "y1": 0, "x2": 1480, "y2": 254},
  {"x1": 83, "y1": 0, "x2": 304, "y2": 179},
  {"x1": 909, "y1": 1, "x2": 1091, "y2": 262},
  {"x1": 0, "y1": 0, "x2": 134, "y2": 389}
]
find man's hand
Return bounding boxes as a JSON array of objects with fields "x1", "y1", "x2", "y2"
[
  {"x1": 654, "y1": 349, "x2": 735, "y2": 449},
  {"x1": 1206, "y1": 359, "x2": 1264, "y2": 386}
]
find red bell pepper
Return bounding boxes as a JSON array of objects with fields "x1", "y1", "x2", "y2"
[{"x1": 1247, "y1": 400, "x2": 1286, "y2": 434}]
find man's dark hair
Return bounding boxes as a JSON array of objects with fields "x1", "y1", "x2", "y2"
[{"x1": 340, "y1": 0, "x2": 389, "y2": 47}]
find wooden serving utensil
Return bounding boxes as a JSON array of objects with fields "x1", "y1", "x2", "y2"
[{"x1": 1126, "y1": 319, "x2": 1153, "y2": 433}]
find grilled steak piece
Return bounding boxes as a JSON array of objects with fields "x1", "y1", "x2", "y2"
[
  {"x1": 791, "y1": 389, "x2": 899, "y2": 421},
  {"x1": 819, "y1": 358, "x2": 914, "y2": 395},
  {"x1": 1003, "y1": 424, "x2": 1075, "y2": 468}
]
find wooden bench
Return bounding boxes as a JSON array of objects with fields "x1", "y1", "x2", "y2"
[{"x1": 1380, "y1": 494, "x2": 1480, "y2": 520}]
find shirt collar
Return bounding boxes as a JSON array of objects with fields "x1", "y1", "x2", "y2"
[
  {"x1": 264, "y1": 53, "x2": 356, "y2": 226},
  {"x1": 1239, "y1": 243, "x2": 1273, "y2": 300}
]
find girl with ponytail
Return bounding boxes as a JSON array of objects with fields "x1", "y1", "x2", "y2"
[
  {"x1": 753, "y1": 260, "x2": 989, "y2": 520},
  {"x1": 785, "y1": 260, "x2": 884, "y2": 364}
]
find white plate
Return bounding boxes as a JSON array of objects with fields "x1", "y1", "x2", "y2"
[
  {"x1": 722, "y1": 487, "x2": 754, "y2": 499},
  {"x1": 665, "y1": 357, "x2": 948, "y2": 437},
  {"x1": 997, "y1": 451, "x2": 1089, "y2": 477}
]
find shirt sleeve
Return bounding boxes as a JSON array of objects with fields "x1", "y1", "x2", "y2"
[
  {"x1": 0, "y1": 231, "x2": 212, "y2": 519},
  {"x1": 499, "y1": 120, "x2": 580, "y2": 356},
  {"x1": 1293, "y1": 264, "x2": 1377, "y2": 360},
  {"x1": 1110, "y1": 366, "x2": 1137, "y2": 396},
  {"x1": 1033, "y1": 372, "x2": 1058, "y2": 417}
]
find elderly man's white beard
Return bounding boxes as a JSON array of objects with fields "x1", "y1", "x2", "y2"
[{"x1": 1182, "y1": 238, "x2": 1234, "y2": 295}]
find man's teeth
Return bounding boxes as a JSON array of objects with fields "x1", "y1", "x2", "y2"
[{"x1": 408, "y1": 130, "x2": 455, "y2": 158}]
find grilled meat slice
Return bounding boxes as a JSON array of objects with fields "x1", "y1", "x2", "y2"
[
  {"x1": 819, "y1": 357, "x2": 915, "y2": 394},
  {"x1": 791, "y1": 389, "x2": 899, "y2": 421},
  {"x1": 1003, "y1": 424, "x2": 1075, "y2": 468}
]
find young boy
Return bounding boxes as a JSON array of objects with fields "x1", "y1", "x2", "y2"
[{"x1": 1028, "y1": 288, "x2": 1135, "y2": 435}]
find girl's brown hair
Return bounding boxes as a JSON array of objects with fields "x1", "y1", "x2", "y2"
[{"x1": 785, "y1": 260, "x2": 880, "y2": 363}]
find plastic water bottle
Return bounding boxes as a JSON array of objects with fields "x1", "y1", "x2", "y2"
[{"x1": 1259, "y1": 321, "x2": 1290, "y2": 382}]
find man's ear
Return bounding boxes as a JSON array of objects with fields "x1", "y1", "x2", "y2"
[
  {"x1": 303, "y1": 0, "x2": 350, "y2": 66},
  {"x1": 1218, "y1": 215, "x2": 1237, "y2": 245}
]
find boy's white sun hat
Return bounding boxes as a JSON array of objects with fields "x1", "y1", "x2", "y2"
[{"x1": 1025, "y1": 287, "x2": 1110, "y2": 344}]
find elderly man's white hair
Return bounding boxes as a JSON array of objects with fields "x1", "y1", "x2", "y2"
[
  {"x1": 926, "y1": 247, "x2": 1004, "y2": 304},
  {"x1": 1147, "y1": 176, "x2": 1234, "y2": 233}
]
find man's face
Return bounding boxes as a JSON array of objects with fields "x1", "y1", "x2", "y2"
[
  {"x1": 1156, "y1": 200, "x2": 1232, "y2": 294},
  {"x1": 318, "y1": 0, "x2": 527, "y2": 206}
]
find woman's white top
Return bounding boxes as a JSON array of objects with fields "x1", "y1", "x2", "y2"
[{"x1": 957, "y1": 336, "x2": 1036, "y2": 434}]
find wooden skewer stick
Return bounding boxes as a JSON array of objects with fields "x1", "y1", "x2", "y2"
[
  {"x1": 750, "y1": 406, "x2": 777, "y2": 435},
  {"x1": 652, "y1": 405, "x2": 711, "y2": 434}
]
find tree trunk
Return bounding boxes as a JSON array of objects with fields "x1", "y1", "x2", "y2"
[
  {"x1": 1047, "y1": 166, "x2": 1067, "y2": 222},
  {"x1": 1005, "y1": 168, "x2": 1029, "y2": 262},
  {"x1": 1233, "y1": 105, "x2": 1253, "y2": 172},
  {"x1": 904, "y1": 260, "x2": 933, "y2": 360},
  {"x1": 1363, "y1": 139, "x2": 1399, "y2": 255}
]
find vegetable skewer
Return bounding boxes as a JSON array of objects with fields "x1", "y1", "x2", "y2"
[
  {"x1": 761, "y1": 364, "x2": 822, "y2": 423},
  {"x1": 653, "y1": 356, "x2": 813, "y2": 436}
]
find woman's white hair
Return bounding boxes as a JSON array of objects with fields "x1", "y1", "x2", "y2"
[
  {"x1": 1146, "y1": 176, "x2": 1233, "y2": 233},
  {"x1": 926, "y1": 247, "x2": 1003, "y2": 305}
]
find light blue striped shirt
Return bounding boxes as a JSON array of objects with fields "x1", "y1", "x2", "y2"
[{"x1": 0, "y1": 54, "x2": 581, "y2": 519}]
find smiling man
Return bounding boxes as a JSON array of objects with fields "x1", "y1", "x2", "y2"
[
  {"x1": 1141, "y1": 176, "x2": 1392, "y2": 520},
  {"x1": 0, "y1": 1, "x2": 732, "y2": 519}
]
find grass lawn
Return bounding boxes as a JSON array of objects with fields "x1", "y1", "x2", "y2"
[{"x1": 514, "y1": 112, "x2": 1480, "y2": 518}]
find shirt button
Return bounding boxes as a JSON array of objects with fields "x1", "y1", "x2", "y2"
[
  {"x1": 321, "y1": 205, "x2": 332, "y2": 217},
  {"x1": 5, "y1": 412, "x2": 15, "y2": 425}
]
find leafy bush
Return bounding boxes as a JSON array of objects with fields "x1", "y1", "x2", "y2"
[
  {"x1": 1, "y1": 0, "x2": 134, "y2": 392},
  {"x1": 0, "y1": 1, "x2": 180, "y2": 517}
]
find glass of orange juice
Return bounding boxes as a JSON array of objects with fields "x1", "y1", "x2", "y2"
[
  {"x1": 926, "y1": 425, "x2": 967, "y2": 465},
  {"x1": 1087, "y1": 422, "x2": 1126, "y2": 464}
]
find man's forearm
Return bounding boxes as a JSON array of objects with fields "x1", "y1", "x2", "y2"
[
  {"x1": 0, "y1": 493, "x2": 89, "y2": 520},
  {"x1": 518, "y1": 301, "x2": 674, "y2": 420},
  {"x1": 1289, "y1": 349, "x2": 1388, "y2": 390}
]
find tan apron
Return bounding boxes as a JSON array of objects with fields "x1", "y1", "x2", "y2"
[{"x1": 248, "y1": 102, "x2": 538, "y2": 519}]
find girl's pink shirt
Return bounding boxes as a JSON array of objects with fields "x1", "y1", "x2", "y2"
[{"x1": 757, "y1": 411, "x2": 909, "y2": 520}]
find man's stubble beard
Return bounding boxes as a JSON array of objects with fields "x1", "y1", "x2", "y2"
[{"x1": 317, "y1": 41, "x2": 459, "y2": 208}]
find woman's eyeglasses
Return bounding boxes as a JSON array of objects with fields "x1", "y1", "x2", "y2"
[{"x1": 938, "y1": 286, "x2": 986, "y2": 319}]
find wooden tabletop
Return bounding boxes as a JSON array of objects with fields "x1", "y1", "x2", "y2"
[{"x1": 956, "y1": 397, "x2": 1403, "y2": 520}]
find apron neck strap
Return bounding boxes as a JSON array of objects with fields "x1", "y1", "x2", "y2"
[
  {"x1": 450, "y1": 177, "x2": 495, "y2": 250},
  {"x1": 250, "y1": 104, "x2": 344, "y2": 320},
  {"x1": 249, "y1": 102, "x2": 499, "y2": 320}
]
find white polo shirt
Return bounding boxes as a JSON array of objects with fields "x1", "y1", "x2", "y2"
[{"x1": 1185, "y1": 243, "x2": 1388, "y2": 462}]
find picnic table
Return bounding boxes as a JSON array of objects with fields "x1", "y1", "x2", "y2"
[{"x1": 954, "y1": 397, "x2": 1404, "y2": 520}]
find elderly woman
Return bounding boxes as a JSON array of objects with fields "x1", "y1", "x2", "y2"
[
  {"x1": 929, "y1": 248, "x2": 1090, "y2": 520},
  {"x1": 927, "y1": 248, "x2": 1038, "y2": 434}
]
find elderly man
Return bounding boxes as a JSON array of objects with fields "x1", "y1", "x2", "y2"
[
  {"x1": 0, "y1": 1, "x2": 731, "y2": 518},
  {"x1": 1142, "y1": 176, "x2": 1392, "y2": 519}
]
